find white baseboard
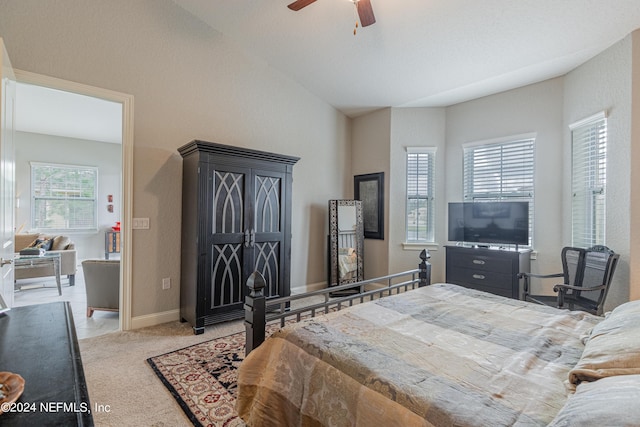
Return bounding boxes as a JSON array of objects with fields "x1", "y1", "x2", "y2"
[
  {"x1": 130, "y1": 308, "x2": 180, "y2": 330},
  {"x1": 291, "y1": 281, "x2": 326, "y2": 295}
]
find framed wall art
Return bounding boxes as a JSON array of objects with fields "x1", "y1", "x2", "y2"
[{"x1": 354, "y1": 172, "x2": 384, "y2": 239}]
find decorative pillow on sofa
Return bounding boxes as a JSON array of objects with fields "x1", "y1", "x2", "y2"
[
  {"x1": 31, "y1": 238, "x2": 53, "y2": 251},
  {"x1": 547, "y1": 375, "x2": 640, "y2": 426},
  {"x1": 51, "y1": 235, "x2": 71, "y2": 251},
  {"x1": 568, "y1": 299, "x2": 640, "y2": 385}
]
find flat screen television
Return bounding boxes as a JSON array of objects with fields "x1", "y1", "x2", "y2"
[{"x1": 448, "y1": 201, "x2": 529, "y2": 246}]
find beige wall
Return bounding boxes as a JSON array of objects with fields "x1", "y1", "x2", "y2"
[
  {"x1": 369, "y1": 34, "x2": 637, "y2": 309},
  {"x1": 564, "y1": 34, "x2": 633, "y2": 310},
  {"x1": 389, "y1": 107, "x2": 447, "y2": 281},
  {"x1": 445, "y1": 78, "x2": 565, "y2": 294},
  {"x1": 351, "y1": 108, "x2": 391, "y2": 279},
  {"x1": 2, "y1": 1, "x2": 638, "y2": 324},
  {"x1": 0, "y1": 0, "x2": 351, "y2": 320},
  {"x1": 632, "y1": 30, "x2": 640, "y2": 302}
]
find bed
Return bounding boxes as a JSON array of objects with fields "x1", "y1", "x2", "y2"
[{"x1": 237, "y1": 254, "x2": 640, "y2": 426}]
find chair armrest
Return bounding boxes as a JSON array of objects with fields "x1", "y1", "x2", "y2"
[
  {"x1": 553, "y1": 283, "x2": 607, "y2": 293},
  {"x1": 518, "y1": 272, "x2": 563, "y2": 279},
  {"x1": 553, "y1": 282, "x2": 607, "y2": 309},
  {"x1": 518, "y1": 272, "x2": 563, "y2": 298}
]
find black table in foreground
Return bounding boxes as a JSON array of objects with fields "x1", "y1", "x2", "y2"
[{"x1": 0, "y1": 302, "x2": 93, "y2": 426}]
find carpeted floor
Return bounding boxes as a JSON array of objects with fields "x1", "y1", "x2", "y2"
[
  {"x1": 78, "y1": 294, "x2": 343, "y2": 426},
  {"x1": 79, "y1": 319, "x2": 245, "y2": 427}
]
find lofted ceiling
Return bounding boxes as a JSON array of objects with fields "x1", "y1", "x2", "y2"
[
  {"x1": 171, "y1": 0, "x2": 640, "y2": 117},
  {"x1": 14, "y1": 1, "x2": 640, "y2": 142}
]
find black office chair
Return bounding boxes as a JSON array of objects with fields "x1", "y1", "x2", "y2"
[{"x1": 520, "y1": 245, "x2": 619, "y2": 316}]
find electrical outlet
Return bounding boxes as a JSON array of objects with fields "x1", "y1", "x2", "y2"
[{"x1": 162, "y1": 277, "x2": 171, "y2": 290}]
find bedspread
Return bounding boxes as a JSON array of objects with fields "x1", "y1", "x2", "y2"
[{"x1": 237, "y1": 283, "x2": 601, "y2": 427}]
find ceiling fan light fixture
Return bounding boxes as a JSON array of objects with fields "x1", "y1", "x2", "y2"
[
  {"x1": 287, "y1": 0, "x2": 375, "y2": 34},
  {"x1": 352, "y1": 0, "x2": 360, "y2": 35}
]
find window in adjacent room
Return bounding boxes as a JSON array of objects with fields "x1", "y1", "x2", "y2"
[
  {"x1": 570, "y1": 112, "x2": 607, "y2": 248},
  {"x1": 31, "y1": 162, "x2": 98, "y2": 232},
  {"x1": 463, "y1": 135, "x2": 535, "y2": 246},
  {"x1": 406, "y1": 147, "x2": 436, "y2": 242}
]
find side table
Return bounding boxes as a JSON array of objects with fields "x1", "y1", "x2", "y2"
[
  {"x1": 104, "y1": 231, "x2": 120, "y2": 260},
  {"x1": 14, "y1": 253, "x2": 62, "y2": 295}
]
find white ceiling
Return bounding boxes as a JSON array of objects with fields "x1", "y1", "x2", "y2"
[
  {"x1": 15, "y1": 1, "x2": 640, "y2": 141},
  {"x1": 172, "y1": 0, "x2": 640, "y2": 117},
  {"x1": 15, "y1": 82, "x2": 122, "y2": 144}
]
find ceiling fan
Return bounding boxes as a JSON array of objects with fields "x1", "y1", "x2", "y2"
[{"x1": 287, "y1": 0, "x2": 376, "y2": 31}]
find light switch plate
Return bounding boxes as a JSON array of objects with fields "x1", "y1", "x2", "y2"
[{"x1": 132, "y1": 218, "x2": 150, "y2": 229}]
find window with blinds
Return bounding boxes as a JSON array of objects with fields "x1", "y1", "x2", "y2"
[
  {"x1": 406, "y1": 147, "x2": 436, "y2": 242},
  {"x1": 31, "y1": 162, "x2": 98, "y2": 231},
  {"x1": 463, "y1": 136, "x2": 535, "y2": 246},
  {"x1": 570, "y1": 112, "x2": 607, "y2": 248}
]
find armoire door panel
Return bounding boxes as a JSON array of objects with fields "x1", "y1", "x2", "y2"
[
  {"x1": 211, "y1": 243, "x2": 244, "y2": 308},
  {"x1": 254, "y1": 174, "x2": 283, "y2": 233},
  {"x1": 212, "y1": 169, "x2": 247, "y2": 235},
  {"x1": 254, "y1": 241, "x2": 281, "y2": 298}
]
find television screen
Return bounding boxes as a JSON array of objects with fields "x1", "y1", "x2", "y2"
[{"x1": 448, "y1": 201, "x2": 529, "y2": 245}]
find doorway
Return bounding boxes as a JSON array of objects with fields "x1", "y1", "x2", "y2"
[{"x1": 13, "y1": 69, "x2": 134, "y2": 335}]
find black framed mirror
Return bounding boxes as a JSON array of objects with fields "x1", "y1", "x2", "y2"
[{"x1": 328, "y1": 200, "x2": 364, "y2": 290}]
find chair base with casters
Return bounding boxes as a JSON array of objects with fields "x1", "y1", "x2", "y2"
[
  {"x1": 520, "y1": 245, "x2": 619, "y2": 316},
  {"x1": 82, "y1": 259, "x2": 120, "y2": 317}
]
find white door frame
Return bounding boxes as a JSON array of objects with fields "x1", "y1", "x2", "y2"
[{"x1": 15, "y1": 69, "x2": 134, "y2": 331}]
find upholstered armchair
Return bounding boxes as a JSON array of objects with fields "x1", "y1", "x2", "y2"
[{"x1": 82, "y1": 259, "x2": 120, "y2": 317}]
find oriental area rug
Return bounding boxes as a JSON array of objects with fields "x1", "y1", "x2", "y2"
[
  {"x1": 147, "y1": 330, "x2": 249, "y2": 427},
  {"x1": 147, "y1": 317, "x2": 296, "y2": 427}
]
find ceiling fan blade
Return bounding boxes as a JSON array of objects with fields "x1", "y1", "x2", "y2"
[
  {"x1": 356, "y1": 0, "x2": 376, "y2": 27},
  {"x1": 287, "y1": 0, "x2": 317, "y2": 11}
]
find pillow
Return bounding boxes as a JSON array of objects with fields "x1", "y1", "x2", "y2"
[
  {"x1": 548, "y1": 375, "x2": 640, "y2": 426},
  {"x1": 31, "y1": 238, "x2": 53, "y2": 251},
  {"x1": 51, "y1": 235, "x2": 71, "y2": 251},
  {"x1": 568, "y1": 299, "x2": 640, "y2": 385}
]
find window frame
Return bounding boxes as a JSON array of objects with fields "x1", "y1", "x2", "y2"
[
  {"x1": 405, "y1": 147, "x2": 436, "y2": 243},
  {"x1": 30, "y1": 162, "x2": 99, "y2": 233},
  {"x1": 570, "y1": 111, "x2": 607, "y2": 248},
  {"x1": 462, "y1": 134, "x2": 535, "y2": 247}
]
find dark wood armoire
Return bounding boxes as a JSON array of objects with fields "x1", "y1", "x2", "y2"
[{"x1": 178, "y1": 140, "x2": 299, "y2": 334}]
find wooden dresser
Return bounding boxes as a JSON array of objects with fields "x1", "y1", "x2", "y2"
[
  {"x1": 0, "y1": 302, "x2": 93, "y2": 426},
  {"x1": 445, "y1": 245, "x2": 531, "y2": 299}
]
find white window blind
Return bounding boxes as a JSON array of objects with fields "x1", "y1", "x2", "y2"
[
  {"x1": 406, "y1": 147, "x2": 436, "y2": 242},
  {"x1": 31, "y1": 162, "x2": 98, "y2": 231},
  {"x1": 463, "y1": 136, "x2": 535, "y2": 245},
  {"x1": 570, "y1": 112, "x2": 607, "y2": 248}
]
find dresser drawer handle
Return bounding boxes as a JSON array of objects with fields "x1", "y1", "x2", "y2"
[
  {"x1": 472, "y1": 259, "x2": 485, "y2": 265},
  {"x1": 473, "y1": 274, "x2": 486, "y2": 280}
]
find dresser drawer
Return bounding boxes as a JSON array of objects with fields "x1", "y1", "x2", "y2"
[
  {"x1": 448, "y1": 252, "x2": 512, "y2": 273},
  {"x1": 445, "y1": 246, "x2": 530, "y2": 300}
]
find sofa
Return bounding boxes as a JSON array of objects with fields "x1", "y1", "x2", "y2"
[
  {"x1": 81, "y1": 259, "x2": 119, "y2": 317},
  {"x1": 15, "y1": 233, "x2": 77, "y2": 286}
]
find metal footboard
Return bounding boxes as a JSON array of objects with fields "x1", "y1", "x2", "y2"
[{"x1": 244, "y1": 249, "x2": 431, "y2": 355}]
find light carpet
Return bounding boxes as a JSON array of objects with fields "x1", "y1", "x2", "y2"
[{"x1": 79, "y1": 319, "x2": 245, "y2": 427}]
